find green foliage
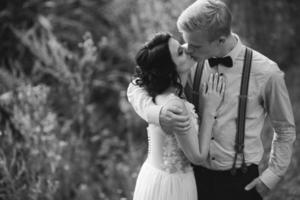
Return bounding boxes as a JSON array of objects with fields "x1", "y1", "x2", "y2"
[
  {"x1": 227, "y1": 0, "x2": 299, "y2": 68},
  {"x1": 0, "y1": 1, "x2": 144, "y2": 197},
  {"x1": 0, "y1": 84, "x2": 59, "y2": 200}
]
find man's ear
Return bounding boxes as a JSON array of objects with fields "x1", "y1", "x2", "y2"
[{"x1": 218, "y1": 36, "x2": 227, "y2": 45}]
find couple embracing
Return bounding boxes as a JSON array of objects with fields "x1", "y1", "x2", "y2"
[{"x1": 127, "y1": 0, "x2": 296, "y2": 200}]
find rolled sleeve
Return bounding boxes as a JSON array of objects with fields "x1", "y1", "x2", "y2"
[
  {"x1": 259, "y1": 168, "x2": 281, "y2": 189},
  {"x1": 261, "y1": 68, "x2": 296, "y2": 189}
]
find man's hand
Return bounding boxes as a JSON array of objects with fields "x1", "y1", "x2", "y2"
[
  {"x1": 159, "y1": 104, "x2": 190, "y2": 134},
  {"x1": 245, "y1": 177, "x2": 270, "y2": 197}
]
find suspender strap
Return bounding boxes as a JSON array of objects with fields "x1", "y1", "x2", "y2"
[
  {"x1": 192, "y1": 60, "x2": 204, "y2": 114},
  {"x1": 231, "y1": 48, "x2": 253, "y2": 175},
  {"x1": 184, "y1": 61, "x2": 205, "y2": 115}
]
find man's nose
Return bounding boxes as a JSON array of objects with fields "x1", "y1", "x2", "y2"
[{"x1": 182, "y1": 43, "x2": 193, "y2": 54}]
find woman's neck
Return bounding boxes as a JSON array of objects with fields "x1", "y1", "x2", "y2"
[
  {"x1": 164, "y1": 72, "x2": 188, "y2": 97},
  {"x1": 179, "y1": 72, "x2": 188, "y2": 88}
]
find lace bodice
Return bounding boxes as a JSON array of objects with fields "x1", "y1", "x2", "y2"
[
  {"x1": 146, "y1": 94, "x2": 199, "y2": 174},
  {"x1": 161, "y1": 133, "x2": 192, "y2": 173}
]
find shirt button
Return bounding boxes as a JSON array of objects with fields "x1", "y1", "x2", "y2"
[
  {"x1": 211, "y1": 157, "x2": 215, "y2": 160},
  {"x1": 211, "y1": 137, "x2": 215, "y2": 140},
  {"x1": 214, "y1": 116, "x2": 217, "y2": 119}
]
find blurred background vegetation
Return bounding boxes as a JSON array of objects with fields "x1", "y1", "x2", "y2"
[{"x1": 0, "y1": 0, "x2": 299, "y2": 199}]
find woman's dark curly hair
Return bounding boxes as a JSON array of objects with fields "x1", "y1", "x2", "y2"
[{"x1": 133, "y1": 32, "x2": 183, "y2": 102}]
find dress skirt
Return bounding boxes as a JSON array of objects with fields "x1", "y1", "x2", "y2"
[{"x1": 133, "y1": 162, "x2": 197, "y2": 200}]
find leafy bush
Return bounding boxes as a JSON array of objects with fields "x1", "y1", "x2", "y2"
[{"x1": 0, "y1": 84, "x2": 59, "y2": 200}]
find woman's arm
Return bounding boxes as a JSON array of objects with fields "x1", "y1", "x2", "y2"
[
  {"x1": 171, "y1": 99, "x2": 215, "y2": 165},
  {"x1": 127, "y1": 81, "x2": 161, "y2": 125},
  {"x1": 172, "y1": 73, "x2": 225, "y2": 165},
  {"x1": 128, "y1": 81, "x2": 190, "y2": 132}
]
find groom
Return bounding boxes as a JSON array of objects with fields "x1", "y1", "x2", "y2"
[{"x1": 127, "y1": 0, "x2": 296, "y2": 200}]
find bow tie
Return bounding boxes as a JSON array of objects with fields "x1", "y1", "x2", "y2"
[{"x1": 208, "y1": 56, "x2": 233, "y2": 68}]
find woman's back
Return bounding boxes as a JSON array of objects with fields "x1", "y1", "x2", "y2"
[
  {"x1": 133, "y1": 92, "x2": 198, "y2": 200},
  {"x1": 146, "y1": 93, "x2": 198, "y2": 173}
]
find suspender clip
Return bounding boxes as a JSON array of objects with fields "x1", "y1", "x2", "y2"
[
  {"x1": 235, "y1": 144, "x2": 244, "y2": 153},
  {"x1": 241, "y1": 162, "x2": 248, "y2": 174}
]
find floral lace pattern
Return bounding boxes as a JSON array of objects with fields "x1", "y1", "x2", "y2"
[
  {"x1": 162, "y1": 134, "x2": 192, "y2": 173},
  {"x1": 161, "y1": 96, "x2": 199, "y2": 173}
]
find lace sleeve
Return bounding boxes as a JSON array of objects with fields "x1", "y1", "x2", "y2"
[{"x1": 183, "y1": 101, "x2": 199, "y2": 135}]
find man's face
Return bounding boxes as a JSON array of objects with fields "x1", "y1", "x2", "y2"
[{"x1": 182, "y1": 30, "x2": 220, "y2": 61}]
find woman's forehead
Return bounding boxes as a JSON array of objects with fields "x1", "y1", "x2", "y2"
[
  {"x1": 168, "y1": 38, "x2": 180, "y2": 53},
  {"x1": 169, "y1": 38, "x2": 180, "y2": 48}
]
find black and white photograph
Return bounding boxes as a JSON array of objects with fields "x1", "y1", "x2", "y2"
[{"x1": 0, "y1": 0, "x2": 299, "y2": 200}]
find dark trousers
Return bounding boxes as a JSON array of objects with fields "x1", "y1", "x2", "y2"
[{"x1": 193, "y1": 164, "x2": 263, "y2": 200}]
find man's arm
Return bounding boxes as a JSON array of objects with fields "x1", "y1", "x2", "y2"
[
  {"x1": 127, "y1": 81, "x2": 191, "y2": 132},
  {"x1": 259, "y1": 69, "x2": 296, "y2": 189},
  {"x1": 127, "y1": 81, "x2": 161, "y2": 124}
]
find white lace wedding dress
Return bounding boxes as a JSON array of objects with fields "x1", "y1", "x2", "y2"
[{"x1": 133, "y1": 93, "x2": 199, "y2": 200}]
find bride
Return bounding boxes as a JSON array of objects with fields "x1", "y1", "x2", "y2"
[{"x1": 131, "y1": 32, "x2": 225, "y2": 200}]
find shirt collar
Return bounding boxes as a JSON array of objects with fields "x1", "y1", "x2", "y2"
[{"x1": 225, "y1": 33, "x2": 244, "y2": 63}]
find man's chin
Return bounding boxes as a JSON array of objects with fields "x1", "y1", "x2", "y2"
[{"x1": 192, "y1": 56, "x2": 203, "y2": 62}]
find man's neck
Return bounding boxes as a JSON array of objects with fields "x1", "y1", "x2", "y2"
[{"x1": 220, "y1": 34, "x2": 237, "y2": 57}]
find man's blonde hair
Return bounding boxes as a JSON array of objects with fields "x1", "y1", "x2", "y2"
[{"x1": 177, "y1": 0, "x2": 232, "y2": 42}]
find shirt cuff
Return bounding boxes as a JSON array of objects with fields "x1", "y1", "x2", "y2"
[
  {"x1": 146, "y1": 105, "x2": 162, "y2": 125},
  {"x1": 259, "y1": 168, "x2": 281, "y2": 190}
]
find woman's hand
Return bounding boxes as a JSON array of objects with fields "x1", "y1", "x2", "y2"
[{"x1": 201, "y1": 73, "x2": 225, "y2": 114}]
